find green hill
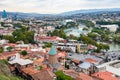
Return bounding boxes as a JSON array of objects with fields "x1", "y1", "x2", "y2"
[{"x1": 0, "y1": 60, "x2": 23, "y2": 80}]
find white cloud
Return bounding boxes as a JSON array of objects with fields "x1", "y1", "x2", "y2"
[{"x1": 0, "y1": 0, "x2": 120, "y2": 14}]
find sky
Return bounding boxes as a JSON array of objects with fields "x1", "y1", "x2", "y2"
[{"x1": 0, "y1": 0, "x2": 120, "y2": 14}]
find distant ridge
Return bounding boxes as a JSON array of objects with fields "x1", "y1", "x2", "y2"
[
  {"x1": 60, "y1": 8, "x2": 120, "y2": 16},
  {"x1": 0, "y1": 8, "x2": 120, "y2": 18}
]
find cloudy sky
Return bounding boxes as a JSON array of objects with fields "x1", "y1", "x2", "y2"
[{"x1": 0, "y1": 0, "x2": 120, "y2": 14}]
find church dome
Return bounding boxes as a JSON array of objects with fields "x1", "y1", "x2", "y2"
[{"x1": 49, "y1": 45, "x2": 57, "y2": 55}]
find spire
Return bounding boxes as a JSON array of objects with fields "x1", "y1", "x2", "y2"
[
  {"x1": 2, "y1": 10, "x2": 7, "y2": 18},
  {"x1": 49, "y1": 45, "x2": 57, "y2": 55}
]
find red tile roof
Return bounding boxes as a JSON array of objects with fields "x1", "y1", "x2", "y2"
[
  {"x1": 57, "y1": 52, "x2": 67, "y2": 58},
  {"x1": 92, "y1": 71, "x2": 119, "y2": 80},
  {"x1": 21, "y1": 66, "x2": 40, "y2": 75},
  {"x1": 22, "y1": 67, "x2": 55, "y2": 80},
  {"x1": 0, "y1": 51, "x2": 17, "y2": 59},
  {"x1": 84, "y1": 58, "x2": 97, "y2": 63},
  {"x1": 36, "y1": 36, "x2": 58, "y2": 41},
  {"x1": 76, "y1": 73, "x2": 93, "y2": 80},
  {"x1": 72, "y1": 59, "x2": 80, "y2": 64}
]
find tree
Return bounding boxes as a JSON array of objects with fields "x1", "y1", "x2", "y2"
[
  {"x1": 2, "y1": 35, "x2": 15, "y2": 43},
  {"x1": 88, "y1": 32, "x2": 98, "y2": 39},
  {"x1": 65, "y1": 61, "x2": 69, "y2": 69},
  {"x1": 39, "y1": 66, "x2": 43, "y2": 70},
  {"x1": 95, "y1": 43, "x2": 110, "y2": 52},
  {"x1": 20, "y1": 50, "x2": 27, "y2": 56},
  {"x1": 86, "y1": 21, "x2": 94, "y2": 27},
  {"x1": 83, "y1": 27, "x2": 89, "y2": 31},
  {"x1": 69, "y1": 34, "x2": 78, "y2": 40},
  {"x1": 43, "y1": 42, "x2": 52, "y2": 48},
  {"x1": 12, "y1": 26, "x2": 35, "y2": 44},
  {"x1": 0, "y1": 47, "x2": 4, "y2": 53},
  {"x1": 77, "y1": 19, "x2": 94, "y2": 27},
  {"x1": 103, "y1": 44, "x2": 110, "y2": 51},
  {"x1": 55, "y1": 71, "x2": 73, "y2": 80},
  {"x1": 51, "y1": 29, "x2": 66, "y2": 39},
  {"x1": 0, "y1": 22, "x2": 5, "y2": 26},
  {"x1": 6, "y1": 46, "x2": 13, "y2": 52},
  {"x1": 113, "y1": 36, "x2": 120, "y2": 43},
  {"x1": 79, "y1": 35, "x2": 97, "y2": 46}
]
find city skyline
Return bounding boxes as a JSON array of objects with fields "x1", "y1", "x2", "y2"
[{"x1": 0, "y1": 0, "x2": 120, "y2": 14}]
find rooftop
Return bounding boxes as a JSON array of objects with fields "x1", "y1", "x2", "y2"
[
  {"x1": 84, "y1": 58, "x2": 97, "y2": 63},
  {"x1": 9, "y1": 59, "x2": 33, "y2": 66},
  {"x1": 76, "y1": 73, "x2": 93, "y2": 80},
  {"x1": 92, "y1": 71, "x2": 119, "y2": 80}
]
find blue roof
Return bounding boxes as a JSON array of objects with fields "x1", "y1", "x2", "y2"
[{"x1": 49, "y1": 45, "x2": 57, "y2": 55}]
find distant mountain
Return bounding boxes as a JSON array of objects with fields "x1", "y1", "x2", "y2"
[
  {"x1": 60, "y1": 8, "x2": 120, "y2": 16},
  {"x1": 0, "y1": 8, "x2": 120, "y2": 18},
  {"x1": 0, "y1": 11, "x2": 53, "y2": 19}
]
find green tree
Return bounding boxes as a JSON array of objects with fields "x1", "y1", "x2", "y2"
[
  {"x1": 1, "y1": 22, "x2": 5, "y2": 26},
  {"x1": 12, "y1": 26, "x2": 35, "y2": 44},
  {"x1": 39, "y1": 66, "x2": 43, "y2": 70},
  {"x1": 83, "y1": 27, "x2": 89, "y2": 31},
  {"x1": 6, "y1": 46, "x2": 13, "y2": 52},
  {"x1": 43, "y1": 42, "x2": 52, "y2": 48},
  {"x1": 113, "y1": 36, "x2": 120, "y2": 43},
  {"x1": 88, "y1": 32, "x2": 98, "y2": 39},
  {"x1": 69, "y1": 34, "x2": 78, "y2": 40},
  {"x1": 103, "y1": 44, "x2": 110, "y2": 51},
  {"x1": 20, "y1": 50, "x2": 27, "y2": 56},
  {"x1": 55, "y1": 71, "x2": 73, "y2": 80},
  {"x1": 77, "y1": 19, "x2": 94, "y2": 28},
  {"x1": 2, "y1": 35, "x2": 15, "y2": 43},
  {"x1": 51, "y1": 29, "x2": 66, "y2": 39},
  {"x1": 65, "y1": 62, "x2": 69, "y2": 69},
  {"x1": 0, "y1": 47, "x2": 4, "y2": 53},
  {"x1": 79, "y1": 35, "x2": 97, "y2": 46}
]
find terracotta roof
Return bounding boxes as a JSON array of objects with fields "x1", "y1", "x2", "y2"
[
  {"x1": 84, "y1": 58, "x2": 97, "y2": 63},
  {"x1": 64, "y1": 70, "x2": 79, "y2": 79},
  {"x1": 0, "y1": 51, "x2": 17, "y2": 59},
  {"x1": 36, "y1": 36, "x2": 58, "y2": 41},
  {"x1": 76, "y1": 73, "x2": 93, "y2": 80},
  {"x1": 21, "y1": 66, "x2": 40, "y2": 75},
  {"x1": 27, "y1": 51, "x2": 47, "y2": 58},
  {"x1": 45, "y1": 48, "x2": 51, "y2": 52},
  {"x1": 92, "y1": 71, "x2": 119, "y2": 80},
  {"x1": 31, "y1": 70, "x2": 55, "y2": 80},
  {"x1": 33, "y1": 57, "x2": 44, "y2": 66},
  {"x1": 72, "y1": 59, "x2": 80, "y2": 64},
  {"x1": 57, "y1": 52, "x2": 67, "y2": 58},
  {"x1": 5, "y1": 43, "x2": 17, "y2": 47},
  {"x1": 88, "y1": 45, "x2": 94, "y2": 49}
]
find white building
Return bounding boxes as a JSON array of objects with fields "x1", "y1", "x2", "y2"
[
  {"x1": 97, "y1": 60, "x2": 120, "y2": 76},
  {"x1": 100, "y1": 24, "x2": 119, "y2": 32},
  {"x1": 8, "y1": 53, "x2": 33, "y2": 66},
  {"x1": 0, "y1": 39, "x2": 9, "y2": 45}
]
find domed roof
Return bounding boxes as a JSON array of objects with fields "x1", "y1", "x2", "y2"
[{"x1": 49, "y1": 45, "x2": 57, "y2": 55}]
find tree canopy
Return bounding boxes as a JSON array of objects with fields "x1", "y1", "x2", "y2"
[
  {"x1": 55, "y1": 70, "x2": 73, "y2": 80},
  {"x1": 12, "y1": 26, "x2": 34, "y2": 44},
  {"x1": 0, "y1": 47, "x2": 4, "y2": 53},
  {"x1": 20, "y1": 50, "x2": 28, "y2": 56}
]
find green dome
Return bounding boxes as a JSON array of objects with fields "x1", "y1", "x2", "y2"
[{"x1": 49, "y1": 45, "x2": 57, "y2": 55}]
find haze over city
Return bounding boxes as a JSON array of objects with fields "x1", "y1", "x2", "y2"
[
  {"x1": 0, "y1": 0, "x2": 120, "y2": 14},
  {"x1": 1, "y1": 0, "x2": 120, "y2": 80}
]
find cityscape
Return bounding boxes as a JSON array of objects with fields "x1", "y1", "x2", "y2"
[{"x1": 0, "y1": 0, "x2": 120, "y2": 80}]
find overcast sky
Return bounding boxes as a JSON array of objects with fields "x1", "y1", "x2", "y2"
[{"x1": 0, "y1": 0, "x2": 120, "y2": 14}]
